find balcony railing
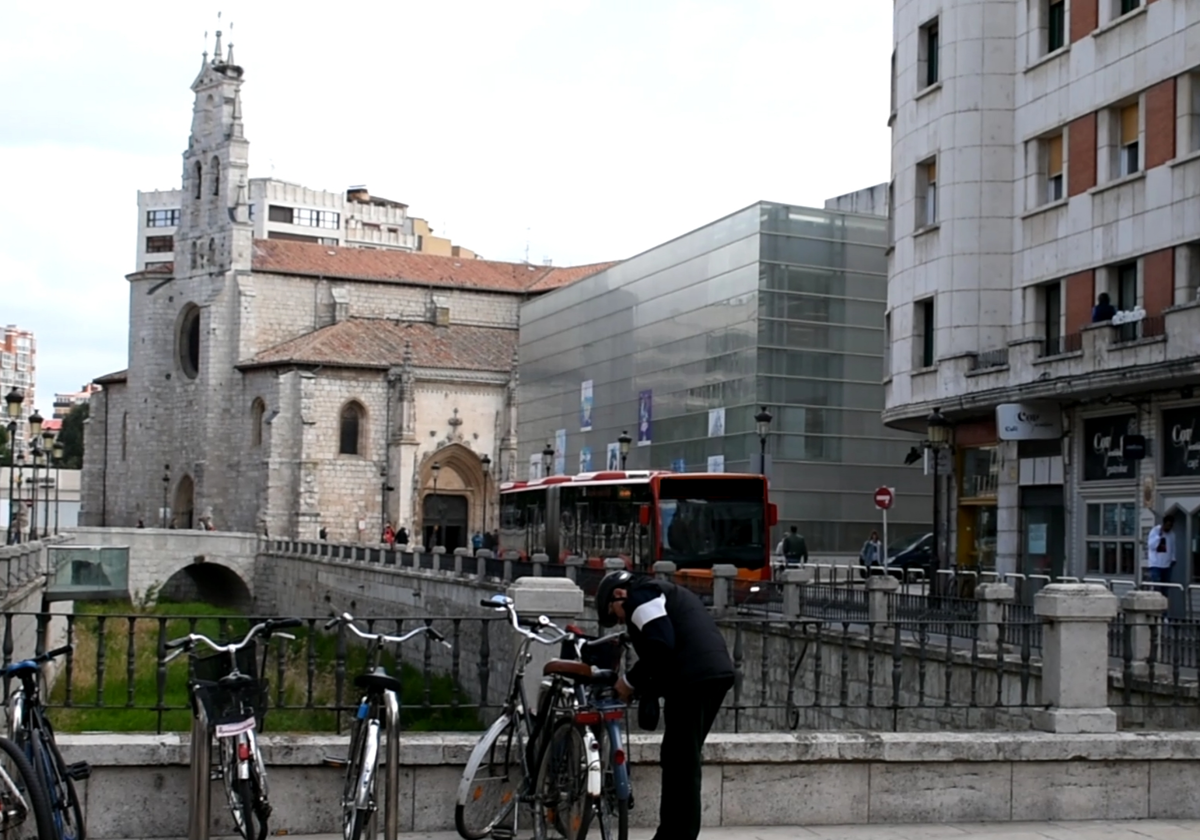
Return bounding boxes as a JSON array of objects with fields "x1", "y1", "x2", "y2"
[
  {"x1": 1040, "y1": 332, "x2": 1082, "y2": 358},
  {"x1": 970, "y1": 348, "x2": 1009, "y2": 371},
  {"x1": 1112, "y1": 315, "x2": 1165, "y2": 345}
]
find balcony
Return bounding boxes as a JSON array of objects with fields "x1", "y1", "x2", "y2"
[
  {"x1": 1110, "y1": 314, "x2": 1165, "y2": 346},
  {"x1": 970, "y1": 348, "x2": 1009, "y2": 372},
  {"x1": 1040, "y1": 332, "x2": 1083, "y2": 359}
]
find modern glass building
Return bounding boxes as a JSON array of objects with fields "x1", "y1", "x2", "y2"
[{"x1": 517, "y1": 202, "x2": 928, "y2": 556}]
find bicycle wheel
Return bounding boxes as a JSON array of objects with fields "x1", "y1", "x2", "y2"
[
  {"x1": 536, "y1": 721, "x2": 592, "y2": 840},
  {"x1": 0, "y1": 736, "x2": 55, "y2": 840},
  {"x1": 34, "y1": 720, "x2": 84, "y2": 840},
  {"x1": 341, "y1": 714, "x2": 379, "y2": 840},
  {"x1": 594, "y1": 789, "x2": 627, "y2": 840},
  {"x1": 218, "y1": 738, "x2": 266, "y2": 840},
  {"x1": 455, "y1": 710, "x2": 531, "y2": 840}
]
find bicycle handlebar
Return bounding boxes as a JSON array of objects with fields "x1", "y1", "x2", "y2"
[
  {"x1": 161, "y1": 617, "x2": 302, "y2": 660},
  {"x1": 482, "y1": 595, "x2": 579, "y2": 647},
  {"x1": 325, "y1": 612, "x2": 452, "y2": 649}
]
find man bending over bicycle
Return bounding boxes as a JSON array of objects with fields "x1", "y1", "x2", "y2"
[{"x1": 595, "y1": 570, "x2": 734, "y2": 840}]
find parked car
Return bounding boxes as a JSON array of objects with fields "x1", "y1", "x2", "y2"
[{"x1": 883, "y1": 532, "x2": 934, "y2": 579}]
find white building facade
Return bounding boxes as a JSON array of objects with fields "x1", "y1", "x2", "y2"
[
  {"x1": 84, "y1": 41, "x2": 611, "y2": 548},
  {"x1": 1, "y1": 326, "x2": 37, "y2": 451},
  {"x1": 886, "y1": 0, "x2": 1200, "y2": 594}
]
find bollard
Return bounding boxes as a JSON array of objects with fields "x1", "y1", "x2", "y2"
[
  {"x1": 409, "y1": 545, "x2": 426, "y2": 569},
  {"x1": 532, "y1": 553, "x2": 550, "y2": 577},
  {"x1": 476, "y1": 549, "x2": 493, "y2": 581},
  {"x1": 1032, "y1": 583, "x2": 1119, "y2": 733},
  {"x1": 866, "y1": 575, "x2": 900, "y2": 627},
  {"x1": 564, "y1": 555, "x2": 585, "y2": 583},
  {"x1": 780, "y1": 567, "x2": 814, "y2": 620},
  {"x1": 712, "y1": 564, "x2": 738, "y2": 614},
  {"x1": 975, "y1": 582, "x2": 1015, "y2": 646},
  {"x1": 453, "y1": 547, "x2": 471, "y2": 575},
  {"x1": 1119, "y1": 590, "x2": 1168, "y2": 664},
  {"x1": 508, "y1": 576, "x2": 585, "y2": 709},
  {"x1": 653, "y1": 560, "x2": 677, "y2": 581}
]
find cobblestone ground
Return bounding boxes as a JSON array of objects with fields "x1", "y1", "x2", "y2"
[{"x1": 145, "y1": 821, "x2": 1200, "y2": 840}]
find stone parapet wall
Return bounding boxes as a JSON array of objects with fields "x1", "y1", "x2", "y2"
[{"x1": 57, "y1": 730, "x2": 1200, "y2": 838}]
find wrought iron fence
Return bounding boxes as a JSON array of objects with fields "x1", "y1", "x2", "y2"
[{"x1": 971, "y1": 348, "x2": 1009, "y2": 371}]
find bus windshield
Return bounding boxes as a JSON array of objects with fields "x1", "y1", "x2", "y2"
[{"x1": 657, "y1": 477, "x2": 766, "y2": 569}]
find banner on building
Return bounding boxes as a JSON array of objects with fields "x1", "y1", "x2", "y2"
[
  {"x1": 529, "y1": 453, "x2": 541, "y2": 480},
  {"x1": 707, "y1": 454, "x2": 725, "y2": 473},
  {"x1": 606, "y1": 442, "x2": 620, "y2": 471},
  {"x1": 580, "y1": 381, "x2": 594, "y2": 432},
  {"x1": 580, "y1": 446, "x2": 593, "y2": 473},
  {"x1": 997, "y1": 403, "x2": 1062, "y2": 440},
  {"x1": 554, "y1": 429, "x2": 567, "y2": 475},
  {"x1": 671, "y1": 458, "x2": 687, "y2": 473},
  {"x1": 638, "y1": 390, "x2": 652, "y2": 446},
  {"x1": 708, "y1": 407, "x2": 725, "y2": 438},
  {"x1": 1163, "y1": 406, "x2": 1200, "y2": 477}
]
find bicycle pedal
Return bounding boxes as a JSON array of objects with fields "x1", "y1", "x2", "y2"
[
  {"x1": 489, "y1": 827, "x2": 515, "y2": 840},
  {"x1": 322, "y1": 756, "x2": 349, "y2": 768},
  {"x1": 64, "y1": 761, "x2": 91, "y2": 781},
  {"x1": 627, "y1": 794, "x2": 635, "y2": 811}
]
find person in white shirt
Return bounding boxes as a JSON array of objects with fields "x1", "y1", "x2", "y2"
[{"x1": 1146, "y1": 515, "x2": 1176, "y2": 584}]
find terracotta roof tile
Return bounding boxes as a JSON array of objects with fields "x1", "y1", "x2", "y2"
[
  {"x1": 251, "y1": 238, "x2": 616, "y2": 294},
  {"x1": 240, "y1": 319, "x2": 516, "y2": 372}
]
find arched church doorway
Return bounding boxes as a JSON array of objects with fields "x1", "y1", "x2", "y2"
[
  {"x1": 424, "y1": 494, "x2": 468, "y2": 552},
  {"x1": 174, "y1": 475, "x2": 195, "y2": 530}
]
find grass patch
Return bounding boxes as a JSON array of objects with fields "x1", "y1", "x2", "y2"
[{"x1": 48, "y1": 600, "x2": 482, "y2": 733}]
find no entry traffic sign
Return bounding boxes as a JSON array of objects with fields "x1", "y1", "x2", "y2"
[{"x1": 874, "y1": 486, "x2": 895, "y2": 510}]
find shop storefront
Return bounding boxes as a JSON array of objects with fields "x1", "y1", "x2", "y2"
[
  {"x1": 954, "y1": 419, "x2": 999, "y2": 585},
  {"x1": 1158, "y1": 403, "x2": 1200, "y2": 589},
  {"x1": 1078, "y1": 412, "x2": 1140, "y2": 582}
]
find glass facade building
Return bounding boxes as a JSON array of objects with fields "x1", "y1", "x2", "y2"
[{"x1": 517, "y1": 202, "x2": 929, "y2": 555}]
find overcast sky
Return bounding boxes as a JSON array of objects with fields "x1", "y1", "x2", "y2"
[{"x1": 1, "y1": 0, "x2": 891, "y2": 409}]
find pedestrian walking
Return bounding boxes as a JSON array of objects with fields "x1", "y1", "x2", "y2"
[
  {"x1": 859, "y1": 529, "x2": 884, "y2": 570},
  {"x1": 776, "y1": 525, "x2": 809, "y2": 566},
  {"x1": 1147, "y1": 515, "x2": 1176, "y2": 587},
  {"x1": 595, "y1": 570, "x2": 734, "y2": 840}
]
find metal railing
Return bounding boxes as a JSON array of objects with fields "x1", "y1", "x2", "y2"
[
  {"x1": 971, "y1": 348, "x2": 1009, "y2": 371},
  {"x1": 1041, "y1": 332, "x2": 1083, "y2": 358}
]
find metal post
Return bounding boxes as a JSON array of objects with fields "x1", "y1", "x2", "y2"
[
  {"x1": 932, "y1": 447, "x2": 941, "y2": 595},
  {"x1": 4, "y1": 426, "x2": 15, "y2": 545},
  {"x1": 189, "y1": 702, "x2": 212, "y2": 840},
  {"x1": 41, "y1": 463, "x2": 50, "y2": 540},
  {"x1": 28, "y1": 453, "x2": 37, "y2": 542},
  {"x1": 383, "y1": 688, "x2": 401, "y2": 840},
  {"x1": 53, "y1": 461, "x2": 60, "y2": 535}
]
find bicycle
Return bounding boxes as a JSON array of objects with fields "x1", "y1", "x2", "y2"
[
  {"x1": 4, "y1": 644, "x2": 90, "y2": 840},
  {"x1": 324, "y1": 611, "x2": 451, "y2": 840},
  {"x1": 0, "y1": 734, "x2": 55, "y2": 839},
  {"x1": 454, "y1": 594, "x2": 627, "y2": 840},
  {"x1": 161, "y1": 617, "x2": 302, "y2": 840}
]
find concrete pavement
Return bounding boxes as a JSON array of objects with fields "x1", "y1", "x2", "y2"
[{"x1": 136, "y1": 821, "x2": 1200, "y2": 840}]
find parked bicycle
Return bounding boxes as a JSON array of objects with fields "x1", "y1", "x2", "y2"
[
  {"x1": 325, "y1": 612, "x2": 451, "y2": 840},
  {"x1": 454, "y1": 594, "x2": 630, "y2": 840},
  {"x1": 162, "y1": 617, "x2": 302, "y2": 840},
  {"x1": 0, "y1": 734, "x2": 55, "y2": 838},
  {"x1": 4, "y1": 645, "x2": 90, "y2": 840}
]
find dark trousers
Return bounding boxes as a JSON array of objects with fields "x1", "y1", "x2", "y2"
[{"x1": 654, "y1": 677, "x2": 733, "y2": 840}]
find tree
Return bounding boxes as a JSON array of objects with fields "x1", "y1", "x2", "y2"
[
  {"x1": 59, "y1": 403, "x2": 88, "y2": 469},
  {"x1": 0, "y1": 423, "x2": 7, "y2": 463}
]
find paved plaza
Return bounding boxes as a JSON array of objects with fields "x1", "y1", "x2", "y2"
[{"x1": 144, "y1": 823, "x2": 1200, "y2": 840}]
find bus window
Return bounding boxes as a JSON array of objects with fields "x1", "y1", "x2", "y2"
[{"x1": 658, "y1": 477, "x2": 767, "y2": 570}]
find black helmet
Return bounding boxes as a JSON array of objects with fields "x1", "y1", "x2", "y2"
[{"x1": 595, "y1": 570, "x2": 634, "y2": 627}]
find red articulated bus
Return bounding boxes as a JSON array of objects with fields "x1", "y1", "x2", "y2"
[{"x1": 497, "y1": 470, "x2": 778, "y2": 581}]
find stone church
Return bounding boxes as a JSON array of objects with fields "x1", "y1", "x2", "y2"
[{"x1": 80, "y1": 40, "x2": 612, "y2": 547}]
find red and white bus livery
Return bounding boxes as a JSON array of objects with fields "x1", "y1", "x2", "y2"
[{"x1": 497, "y1": 470, "x2": 777, "y2": 580}]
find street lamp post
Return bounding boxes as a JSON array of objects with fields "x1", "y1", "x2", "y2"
[
  {"x1": 618, "y1": 431, "x2": 632, "y2": 471},
  {"x1": 27, "y1": 410, "x2": 42, "y2": 541},
  {"x1": 4, "y1": 388, "x2": 23, "y2": 545},
  {"x1": 379, "y1": 468, "x2": 395, "y2": 542},
  {"x1": 40, "y1": 429, "x2": 54, "y2": 538},
  {"x1": 541, "y1": 442, "x2": 554, "y2": 478},
  {"x1": 755, "y1": 406, "x2": 773, "y2": 476},
  {"x1": 480, "y1": 454, "x2": 491, "y2": 535},
  {"x1": 926, "y1": 407, "x2": 952, "y2": 592},
  {"x1": 52, "y1": 438, "x2": 63, "y2": 535},
  {"x1": 161, "y1": 465, "x2": 171, "y2": 529},
  {"x1": 431, "y1": 461, "x2": 441, "y2": 548}
]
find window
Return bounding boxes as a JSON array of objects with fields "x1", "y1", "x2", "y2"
[
  {"x1": 121, "y1": 413, "x2": 128, "y2": 461},
  {"x1": 193, "y1": 162, "x2": 202, "y2": 200},
  {"x1": 1189, "y1": 72, "x2": 1200, "y2": 154},
  {"x1": 916, "y1": 297, "x2": 936, "y2": 368},
  {"x1": 211, "y1": 156, "x2": 221, "y2": 197},
  {"x1": 251, "y1": 398, "x2": 265, "y2": 448},
  {"x1": 883, "y1": 312, "x2": 893, "y2": 380},
  {"x1": 268, "y1": 204, "x2": 294, "y2": 224},
  {"x1": 918, "y1": 159, "x2": 938, "y2": 227},
  {"x1": 1085, "y1": 501, "x2": 1137, "y2": 575},
  {"x1": 1118, "y1": 103, "x2": 1140, "y2": 176},
  {"x1": 145, "y1": 236, "x2": 174, "y2": 254},
  {"x1": 1115, "y1": 261, "x2": 1139, "y2": 341},
  {"x1": 1046, "y1": 133, "x2": 1064, "y2": 202},
  {"x1": 146, "y1": 209, "x2": 180, "y2": 228},
  {"x1": 1042, "y1": 281, "x2": 1064, "y2": 356},
  {"x1": 339, "y1": 402, "x2": 364, "y2": 456},
  {"x1": 178, "y1": 305, "x2": 201, "y2": 379},
  {"x1": 1047, "y1": 1, "x2": 1065, "y2": 52},
  {"x1": 920, "y1": 19, "x2": 940, "y2": 88},
  {"x1": 294, "y1": 208, "x2": 341, "y2": 230},
  {"x1": 1117, "y1": 0, "x2": 1140, "y2": 15}
]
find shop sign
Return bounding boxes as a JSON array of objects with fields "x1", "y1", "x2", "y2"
[
  {"x1": 1163, "y1": 406, "x2": 1200, "y2": 477},
  {"x1": 997, "y1": 403, "x2": 1062, "y2": 441},
  {"x1": 1082, "y1": 414, "x2": 1138, "y2": 481}
]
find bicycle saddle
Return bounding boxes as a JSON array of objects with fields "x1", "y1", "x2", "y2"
[
  {"x1": 542, "y1": 659, "x2": 618, "y2": 686},
  {"x1": 354, "y1": 667, "x2": 403, "y2": 695},
  {"x1": 218, "y1": 672, "x2": 256, "y2": 688}
]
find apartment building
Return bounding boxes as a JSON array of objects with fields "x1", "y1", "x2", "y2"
[
  {"x1": 0, "y1": 326, "x2": 36, "y2": 451},
  {"x1": 135, "y1": 181, "x2": 476, "y2": 272},
  {"x1": 53, "y1": 383, "x2": 100, "y2": 419},
  {"x1": 886, "y1": 0, "x2": 1200, "y2": 593}
]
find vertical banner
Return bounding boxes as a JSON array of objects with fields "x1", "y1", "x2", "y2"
[
  {"x1": 638, "y1": 390, "x2": 653, "y2": 446},
  {"x1": 671, "y1": 458, "x2": 687, "y2": 473},
  {"x1": 580, "y1": 380, "x2": 594, "y2": 432},
  {"x1": 528, "y1": 453, "x2": 541, "y2": 480},
  {"x1": 554, "y1": 429, "x2": 567, "y2": 475},
  {"x1": 606, "y1": 442, "x2": 620, "y2": 470},
  {"x1": 707, "y1": 454, "x2": 725, "y2": 473},
  {"x1": 580, "y1": 446, "x2": 593, "y2": 472},
  {"x1": 708, "y1": 407, "x2": 726, "y2": 437}
]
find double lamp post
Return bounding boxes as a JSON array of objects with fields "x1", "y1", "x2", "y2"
[{"x1": 5, "y1": 388, "x2": 65, "y2": 544}]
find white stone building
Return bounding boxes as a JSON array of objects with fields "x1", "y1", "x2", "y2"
[
  {"x1": 1, "y1": 326, "x2": 37, "y2": 450},
  {"x1": 885, "y1": 0, "x2": 1200, "y2": 591},
  {"x1": 81, "y1": 40, "x2": 613, "y2": 547}
]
